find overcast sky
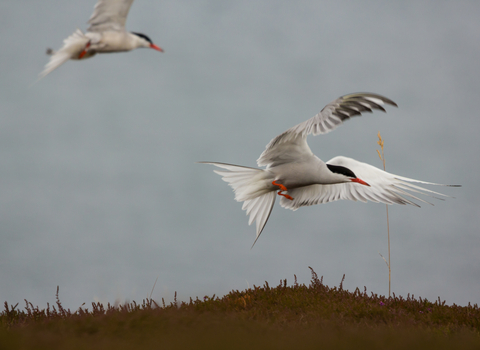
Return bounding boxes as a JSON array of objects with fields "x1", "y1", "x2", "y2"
[{"x1": 0, "y1": 1, "x2": 479, "y2": 309}]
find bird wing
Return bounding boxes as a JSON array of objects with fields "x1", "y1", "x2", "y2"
[
  {"x1": 257, "y1": 93, "x2": 397, "y2": 168},
  {"x1": 87, "y1": 0, "x2": 135, "y2": 32},
  {"x1": 39, "y1": 29, "x2": 90, "y2": 79},
  {"x1": 279, "y1": 156, "x2": 458, "y2": 211}
]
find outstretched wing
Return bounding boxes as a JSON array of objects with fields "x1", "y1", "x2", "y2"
[
  {"x1": 257, "y1": 93, "x2": 397, "y2": 168},
  {"x1": 87, "y1": 0, "x2": 135, "y2": 32},
  {"x1": 279, "y1": 156, "x2": 459, "y2": 210}
]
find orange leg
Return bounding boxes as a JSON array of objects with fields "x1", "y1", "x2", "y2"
[
  {"x1": 272, "y1": 180, "x2": 293, "y2": 200},
  {"x1": 78, "y1": 41, "x2": 91, "y2": 59}
]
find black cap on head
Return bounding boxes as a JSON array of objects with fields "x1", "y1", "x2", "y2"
[
  {"x1": 131, "y1": 32, "x2": 153, "y2": 44},
  {"x1": 326, "y1": 164, "x2": 357, "y2": 178}
]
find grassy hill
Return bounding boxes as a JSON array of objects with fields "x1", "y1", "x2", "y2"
[{"x1": 1, "y1": 268, "x2": 479, "y2": 349}]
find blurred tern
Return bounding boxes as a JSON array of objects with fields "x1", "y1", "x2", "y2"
[
  {"x1": 39, "y1": 0, "x2": 163, "y2": 79},
  {"x1": 201, "y1": 93, "x2": 460, "y2": 246}
]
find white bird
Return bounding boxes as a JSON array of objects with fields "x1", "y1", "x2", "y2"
[
  {"x1": 39, "y1": 0, "x2": 163, "y2": 79},
  {"x1": 201, "y1": 92, "x2": 460, "y2": 246}
]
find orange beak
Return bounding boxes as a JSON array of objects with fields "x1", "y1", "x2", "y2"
[
  {"x1": 351, "y1": 178, "x2": 370, "y2": 186},
  {"x1": 150, "y1": 44, "x2": 163, "y2": 52}
]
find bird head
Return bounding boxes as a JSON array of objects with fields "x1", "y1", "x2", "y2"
[
  {"x1": 131, "y1": 32, "x2": 163, "y2": 52},
  {"x1": 326, "y1": 164, "x2": 370, "y2": 186}
]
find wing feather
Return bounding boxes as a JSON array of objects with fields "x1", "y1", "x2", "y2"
[
  {"x1": 279, "y1": 156, "x2": 458, "y2": 210},
  {"x1": 87, "y1": 0, "x2": 135, "y2": 32},
  {"x1": 257, "y1": 93, "x2": 397, "y2": 167}
]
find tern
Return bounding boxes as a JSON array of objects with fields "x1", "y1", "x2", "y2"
[
  {"x1": 201, "y1": 92, "x2": 460, "y2": 246},
  {"x1": 39, "y1": 0, "x2": 163, "y2": 79}
]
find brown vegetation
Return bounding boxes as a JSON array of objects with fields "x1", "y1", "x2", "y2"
[{"x1": 1, "y1": 268, "x2": 479, "y2": 349}]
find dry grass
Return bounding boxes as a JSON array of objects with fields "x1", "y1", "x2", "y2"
[
  {"x1": 1, "y1": 268, "x2": 479, "y2": 349},
  {"x1": 377, "y1": 131, "x2": 392, "y2": 297}
]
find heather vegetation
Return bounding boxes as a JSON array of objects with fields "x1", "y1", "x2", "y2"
[{"x1": 1, "y1": 268, "x2": 479, "y2": 349}]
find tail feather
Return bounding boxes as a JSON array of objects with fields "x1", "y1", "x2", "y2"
[
  {"x1": 242, "y1": 192, "x2": 276, "y2": 246},
  {"x1": 200, "y1": 162, "x2": 276, "y2": 245},
  {"x1": 39, "y1": 29, "x2": 90, "y2": 80}
]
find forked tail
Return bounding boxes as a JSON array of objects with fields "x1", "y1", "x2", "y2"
[
  {"x1": 199, "y1": 162, "x2": 276, "y2": 246},
  {"x1": 38, "y1": 29, "x2": 90, "y2": 80}
]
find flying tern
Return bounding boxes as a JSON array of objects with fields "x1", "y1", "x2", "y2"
[
  {"x1": 201, "y1": 92, "x2": 460, "y2": 246},
  {"x1": 39, "y1": 0, "x2": 163, "y2": 79}
]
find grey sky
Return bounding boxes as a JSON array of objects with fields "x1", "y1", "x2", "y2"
[{"x1": 0, "y1": 1, "x2": 479, "y2": 308}]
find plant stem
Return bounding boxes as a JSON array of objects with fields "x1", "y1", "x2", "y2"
[
  {"x1": 377, "y1": 132, "x2": 391, "y2": 298},
  {"x1": 386, "y1": 204, "x2": 391, "y2": 298}
]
